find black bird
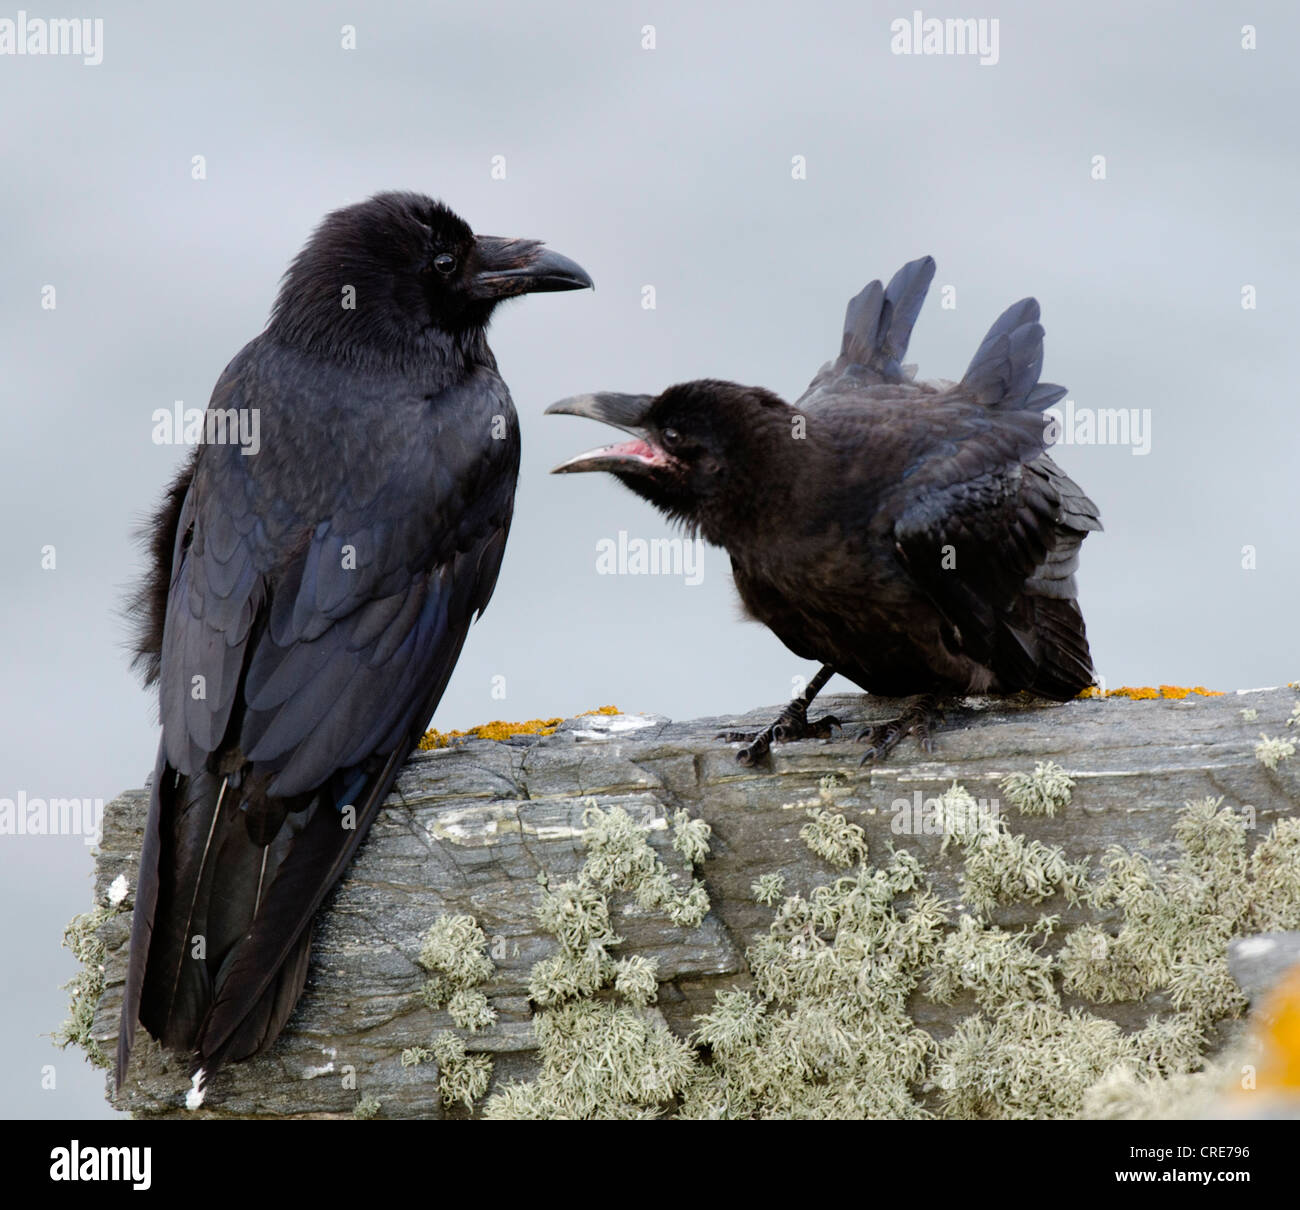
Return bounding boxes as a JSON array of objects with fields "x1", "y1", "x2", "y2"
[
  {"x1": 118, "y1": 192, "x2": 591, "y2": 1089},
  {"x1": 547, "y1": 256, "x2": 1099, "y2": 765}
]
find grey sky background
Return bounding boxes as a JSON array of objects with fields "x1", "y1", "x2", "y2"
[{"x1": 2, "y1": 1, "x2": 1295, "y2": 1118}]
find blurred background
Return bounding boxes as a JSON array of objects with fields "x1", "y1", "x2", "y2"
[{"x1": 2, "y1": 0, "x2": 1295, "y2": 1117}]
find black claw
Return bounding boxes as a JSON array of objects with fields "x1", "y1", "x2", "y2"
[
  {"x1": 854, "y1": 698, "x2": 941, "y2": 764},
  {"x1": 720, "y1": 670, "x2": 838, "y2": 764},
  {"x1": 805, "y1": 714, "x2": 841, "y2": 739}
]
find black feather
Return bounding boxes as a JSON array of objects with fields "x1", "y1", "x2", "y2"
[
  {"x1": 550, "y1": 257, "x2": 1100, "y2": 723},
  {"x1": 117, "y1": 192, "x2": 590, "y2": 1088}
]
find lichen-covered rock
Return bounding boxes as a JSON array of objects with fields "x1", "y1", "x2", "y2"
[{"x1": 77, "y1": 687, "x2": 1300, "y2": 1118}]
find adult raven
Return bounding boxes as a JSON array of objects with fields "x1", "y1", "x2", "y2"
[
  {"x1": 118, "y1": 192, "x2": 591, "y2": 1089},
  {"x1": 547, "y1": 256, "x2": 1099, "y2": 765}
]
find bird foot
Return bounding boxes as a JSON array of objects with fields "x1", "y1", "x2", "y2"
[
  {"x1": 856, "y1": 697, "x2": 940, "y2": 765},
  {"x1": 718, "y1": 703, "x2": 842, "y2": 766}
]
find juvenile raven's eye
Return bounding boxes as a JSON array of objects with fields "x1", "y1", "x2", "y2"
[
  {"x1": 662, "y1": 428, "x2": 682, "y2": 449},
  {"x1": 433, "y1": 252, "x2": 457, "y2": 275}
]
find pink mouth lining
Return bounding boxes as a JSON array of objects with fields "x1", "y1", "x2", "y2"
[{"x1": 605, "y1": 437, "x2": 670, "y2": 467}]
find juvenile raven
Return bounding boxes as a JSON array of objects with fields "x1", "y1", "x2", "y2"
[
  {"x1": 547, "y1": 257, "x2": 1099, "y2": 765},
  {"x1": 118, "y1": 192, "x2": 591, "y2": 1088}
]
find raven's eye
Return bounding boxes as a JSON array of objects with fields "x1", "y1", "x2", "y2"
[
  {"x1": 433, "y1": 252, "x2": 457, "y2": 275},
  {"x1": 662, "y1": 428, "x2": 682, "y2": 449}
]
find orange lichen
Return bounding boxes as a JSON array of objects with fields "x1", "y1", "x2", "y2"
[
  {"x1": 1253, "y1": 964, "x2": 1300, "y2": 1092},
  {"x1": 1077, "y1": 685, "x2": 1224, "y2": 701},
  {"x1": 418, "y1": 706, "x2": 623, "y2": 751}
]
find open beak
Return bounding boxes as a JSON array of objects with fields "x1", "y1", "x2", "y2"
[
  {"x1": 545, "y1": 392, "x2": 667, "y2": 475},
  {"x1": 471, "y1": 236, "x2": 593, "y2": 299}
]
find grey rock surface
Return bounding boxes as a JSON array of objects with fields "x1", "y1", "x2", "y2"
[
  {"x1": 1228, "y1": 932, "x2": 1300, "y2": 1003},
  {"x1": 86, "y1": 687, "x2": 1300, "y2": 1118}
]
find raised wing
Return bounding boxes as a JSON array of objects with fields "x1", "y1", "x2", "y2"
[
  {"x1": 798, "y1": 256, "x2": 937, "y2": 410},
  {"x1": 880, "y1": 302, "x2": 1099, "y2": 698}
]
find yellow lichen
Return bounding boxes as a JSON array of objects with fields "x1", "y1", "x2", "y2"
[
  {"x1": 1254, "y1": 964, "x2": 1300, "y2": 1092},
  {"x1": 417, "y1": 706, "x2": 622, "y2": 750},
  {"x1": 1080, "y1": 685, "x2": 1223, "y2": 700}
]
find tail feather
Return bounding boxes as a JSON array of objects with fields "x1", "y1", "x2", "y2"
[
  {"x1": 195, "y1": 749, "x2": 403, "y2": 1063},
  {"x1": 995, "y1": 593, "x2": 1094, "y2": 700},
  {"x1": 145, "y1": 771, "x2": 227, "y2": 1049},
  {"x1": 211, "y1": 927, "x2": 314, "y2": 1065},
  {"x1": 1034, "y1": 455, "x2": 1102, "y2": 533},
  {"x1": 1026, "y1": 596, "x2": 1095, "y2": 699},
  {"x1": 116, "y1": 744, "x2": 406, "y2": 1086},
  {"x1": 961, "y1": 297, "x2": 1067, "y2": 412},
  {"x1": 116, "y1": 747, "x2": 168, "y2": 1087},
  {"x1": 840, "y1": 255, "x2": 936, "y2": 380},
  {"x1": 985, "y1": 457, "x2": 1100, "y2": 700}
]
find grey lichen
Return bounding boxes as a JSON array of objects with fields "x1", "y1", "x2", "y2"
[
  {"x1": 485, "y1": 802, "x2": 711, "y2": 1118},
  {"x1": 447, "y1": 987, "x2": 496, "y2": 1032},
  {"x1": 613, "y1": 955, "x2": 660, "y2": 1006},
  {"x1": 400, "y1": 1046, "x2": 433, "y2": 1068},
  {"x1": 938, "y1": 785, "x2": 1088, "y2": 916},
  {"x1": 1256, "y1": 733, "x2": 1296, "y2": 770},
  {"x1": 417, "y1": 913, "x2": 494, "y2": 1008},
  {"x1": 684, "y1": 845, "x2": 943, "y2": 1119},
  {"x1": 353, "y1": 1095, "x2": 382, "y2": 1119},
  {"x1": 581, "y1": 802, "x2": 710, "y2": 926},
  {"x1": 926, "y1": 914, "x2": 1057, "y2": 1011},
  {"x1": 751, "y1": 872, "x2": 786, "y2": 906},
  {"x1": 930, "y1": 1003, "x2": 1206, "y2": 1120},
  {"x1": 430, "y1": 1031, "x2": 492, "y2": 1110},
  {"x1": 672, "y1": 808, "x2": 712, "y2": 865},
  {"x1": 1000, "y1": 760, "x2": 1075, "y2": 817},
  {"x1": 483, "y1": 778, "x2": 1298, "y2": 1119},
  {"x1": 57, "y1": 896, "x2": 127, "y2": 1070},
  {"x1": 1080, "y1": 1037, "x2": 1258, "y2": 1121},
  {"x1": 411, "y1": 912, "x2": 497, "y2": 1110},
  {"x1": 1058, "y1": 798, "x2": 1300, "y2": 1025},
  {"x1": 798, "y1": 806, "x2": 869, "y2": 868},
  {"x1": 484, "y1": 1001, "x2": 695, "y2": 1120}
]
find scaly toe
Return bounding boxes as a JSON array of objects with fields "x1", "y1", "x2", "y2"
[
  {"x1": 717, "y1": 729, "x2": 757, "y2": 743},
  {"x1": 807, "y1": 714, "x2": 842, "y2": 739},
  {"x1": 856, "y1": 720, "x2": 905, "y2": 764}
]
